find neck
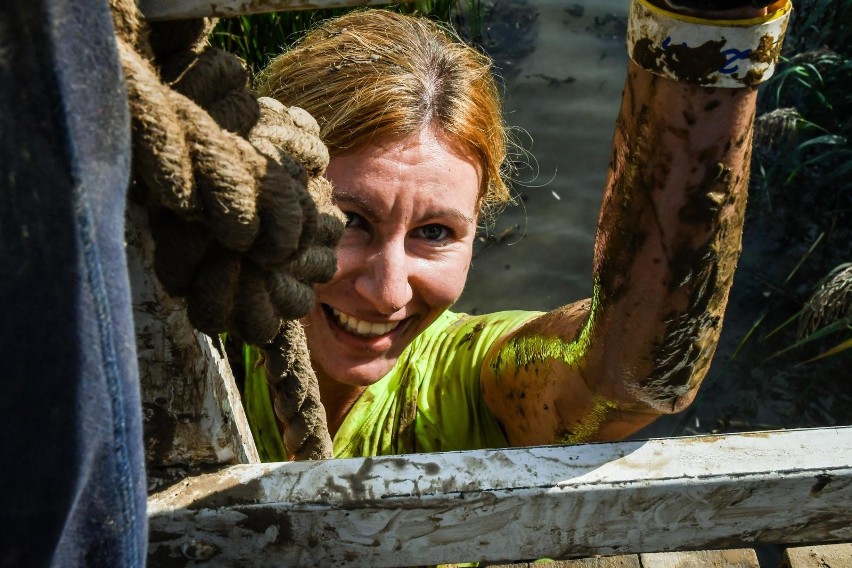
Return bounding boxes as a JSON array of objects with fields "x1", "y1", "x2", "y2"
[{"x1": 317, "y1": 372, "x2": 366, "y2": 440}]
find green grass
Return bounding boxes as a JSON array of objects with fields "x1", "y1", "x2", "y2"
[
  {"x1": 210, "y1": 1, "x2": 486, "y2": 77},
  {"x1": 740, "y1": 0, "x2": 851, "y2": 365}
]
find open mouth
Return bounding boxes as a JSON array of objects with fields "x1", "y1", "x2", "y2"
[{"x1": 327, "y1": 306, "x2": 401, "y2": 338}]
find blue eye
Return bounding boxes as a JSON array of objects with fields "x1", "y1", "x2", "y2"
[
  {"x1": 415, "y1": 224, "x2": 451, "y2": 241},
  {"x1": 344, "y1": 212, "x2": 366, "y2": 229}
]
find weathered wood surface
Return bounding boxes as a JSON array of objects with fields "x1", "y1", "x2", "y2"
[
  {"x1": 486, "y1": 548, "x2": 760, "y2": 568},
  {"x1": 784, "y1": 543, "x2": 852, "y2": 568},
  {"x1": 126, "y1": 202, "x2": 259, "y2": 476},
  {"x1": 640, "y1": 549, "x2": 760, "y2": 568},
  {"x1": 148, "y1": 427, "x2": 852, "y2": 567},
  {"x1": 139, "y1": 0, "x2": 417, "y2": 21},
  {"x1": 485, "y1": 554, "x2": 642, "y2": 567}
]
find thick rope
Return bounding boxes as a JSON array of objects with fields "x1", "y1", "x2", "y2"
[
  {"x1": 110, "y1": 0, "x2": 340, "y2": 460},
  {"x1": 264, "y1": 320, "x2": 334, "y2": 460}
]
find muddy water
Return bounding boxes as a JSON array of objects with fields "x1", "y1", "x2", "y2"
[{"x1": 456, "y1": 0, "x2": 629, "y2": 314}]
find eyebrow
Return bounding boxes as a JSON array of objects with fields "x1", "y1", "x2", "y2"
[
  {"x1": 333, "y1": 190, "x2": 383, "y2": 222},
  {"x1": 422, "y1": 208, "x2": 476, "y2": 225},
  {"x1": 333, "y1": 190, "x2": 476, "y2": 225}
]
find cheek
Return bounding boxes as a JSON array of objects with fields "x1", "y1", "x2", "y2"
[
  {"x1": 317, "y1": 242, "x2": 360, "y2": 290},
  {"x1": 416, "y1": 254, "x2": 471, "y2": 307}
]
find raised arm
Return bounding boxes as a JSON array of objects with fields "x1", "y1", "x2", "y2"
[{"x1": 481, "y1": 0, "x2": 791, "y2": 446}]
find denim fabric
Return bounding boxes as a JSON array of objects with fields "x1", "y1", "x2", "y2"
[{"x1": 0, "y1": 0, "x2": 147, "y2": 565}]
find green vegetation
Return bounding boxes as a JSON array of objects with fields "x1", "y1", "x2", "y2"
[
  {"x1": 697, "y1": 0, "x2": 852, "y2": 432},
  {"x1": 210, "y1": 1, "x2": 485, "y2": 77},
  {"x1": 745, "y1": 0, "x2": 851, "y2": 365}
]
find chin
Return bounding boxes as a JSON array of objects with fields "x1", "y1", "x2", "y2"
[{"x1": 319, "y1": 358, "x2": 398, "y2": 388}]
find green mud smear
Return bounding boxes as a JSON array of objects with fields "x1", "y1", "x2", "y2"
[
  {"x1": 489, "y1": 281, "x2": 620, "y2": 444},
  {"x1": 492, "y1": 280, "x2": 601, "y2": 372},
  {"x1": 559, "y1": 396, "x2": 619, "y2": 444}
]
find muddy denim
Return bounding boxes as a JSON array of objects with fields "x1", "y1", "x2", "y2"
[{"x1": 0, "y1": 0, "x2": 147, "y2": 565}]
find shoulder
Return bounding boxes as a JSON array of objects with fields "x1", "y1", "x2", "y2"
[
  {"x1": 407, "y1": 309, "x2": 542, "y2": 380},
  {"x1": 415, "y1": 309, "x2": 542, "y2": 350}
]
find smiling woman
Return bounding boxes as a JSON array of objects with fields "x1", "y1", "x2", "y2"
[
  {"x1": 311, "y1": 131, "x2": 479, "y2": 400},
  {"x1": 243, "y1": 4, "x2": 792, "y2": 461}
]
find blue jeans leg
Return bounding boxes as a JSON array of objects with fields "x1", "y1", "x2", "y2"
[{"x1": 0, "y1": 0, "x2": 147, "y2": 565}]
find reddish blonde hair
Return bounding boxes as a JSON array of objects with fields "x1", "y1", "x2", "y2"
[{"x1": 256, "y1": 9, "x2": 512, "y2": 215}]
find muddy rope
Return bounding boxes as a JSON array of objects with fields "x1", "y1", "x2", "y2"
[{"x1": 110, "y1": 0, "x2": 340, "y2": 460}]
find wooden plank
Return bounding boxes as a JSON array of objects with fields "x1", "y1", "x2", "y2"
[
  {"x1": 147, "y1": 427, "x2": 852, "y2": 567},
  {"x1": 784, "y1": 543, "x2": 852, "y2": 568},
  {"x1": 138, "y1": 0, "x2": 418, "y2": 21},
  {"x1": 484, "y1": 555, "x2": 641, "y2": 568},
  {"x1": 640, "y1": 549, "x2": 759, "y2": 567},
  {"x1": 126, "y1": 202, "x2": 259, "y2": 478},
  {"x1": 552, "y1": 558, "x2": 642, "y2": 568}
]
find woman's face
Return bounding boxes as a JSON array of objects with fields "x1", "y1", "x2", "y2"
[{"x1": 303, "y1": 129, "x2": 481, "y2": 387}]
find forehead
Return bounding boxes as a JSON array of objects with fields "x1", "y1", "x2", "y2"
[{"x1": 326, "y1": 130, "x2": 482, "y2": 218}]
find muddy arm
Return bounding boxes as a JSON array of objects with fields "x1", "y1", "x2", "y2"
[
  {"x1": 482, "y1": 48, "x2": 761, "y2": 447},
  {"x1": 589, "y1": 62, "x2": 756, "y2": 419}
]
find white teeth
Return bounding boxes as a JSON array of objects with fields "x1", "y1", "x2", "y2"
[{"x1": 332, "y1": 308, "x2": 400, "y2": 337}]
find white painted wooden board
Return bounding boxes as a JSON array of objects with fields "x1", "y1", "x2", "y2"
[
  {"x1": 139, "y1": 0, "x2": 417, "y2": 21},
  {"x1": 148, "y1": 427, "x2": 852, "y2": 567}
]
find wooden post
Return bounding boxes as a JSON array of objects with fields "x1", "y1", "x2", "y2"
[{"x1": 126, "y1": 202, "x2": 259, "y2": 486}]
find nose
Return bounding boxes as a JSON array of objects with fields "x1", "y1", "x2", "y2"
[{"x1": 353, "y1": 240, "x2": 413, "y2": 315}]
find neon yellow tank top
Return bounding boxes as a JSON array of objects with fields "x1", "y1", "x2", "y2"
[{"x1": 244, "y1": 310, "x2": 540, "y2": 461}]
